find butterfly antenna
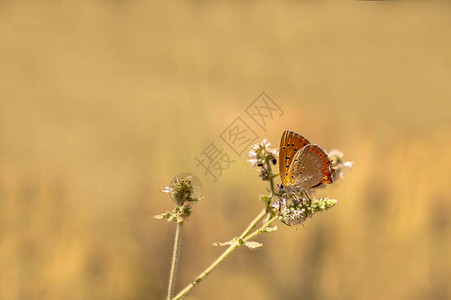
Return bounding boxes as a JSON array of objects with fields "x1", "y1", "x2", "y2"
[{"x1": 270, "y1": 185, "x2": 282, "y2": 201}]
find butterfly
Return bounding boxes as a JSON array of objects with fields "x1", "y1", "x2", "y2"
[{"x1": 279, "y1": 130, "x2": 335, "y2": 191}]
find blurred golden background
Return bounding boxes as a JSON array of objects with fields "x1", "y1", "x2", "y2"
[{"x1": 1, "y1": 0, "x2": 450, "y2": 299}]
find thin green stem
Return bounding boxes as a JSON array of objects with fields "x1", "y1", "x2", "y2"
[
  {"x1": 265, "y1": 161, "x2": 281, "y2": 208},
  {"x1": 266, "y1": 161, "x2": 275, "y2": 198},
  {"x1": 243, "y1": 215, "x2": 278, "y2": 242},
  {"x1": 173, "y1": 239, "x2": 237, "y2": 300},
  {"x1": 167, "y1": 220, "x2": 183, "y2": 300},
  {"x1": 172, "y1": 208, "x2": 268, "y2": 300},
  {"x1": 239, "y1": 208, "x2": 267, "y2": 239},
  {"x1": 172, "y1": 158, "x2": 279, "y2": 299}
]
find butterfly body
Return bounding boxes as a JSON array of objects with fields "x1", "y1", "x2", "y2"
[{"x1": 279, "y1": 130, "x2": 334, "y2": 191}]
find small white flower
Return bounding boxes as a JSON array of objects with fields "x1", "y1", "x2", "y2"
[
  {"x1": 343, "y1": 161, "x2": 354, "y2": 168},
  {"x1": 328, "y1": 148, "x2": 352, "y2": 182},
  {"x1": 328, "y1": 149, "x2": 344, "y2": 158},
  {"x1": 248, "y1": 158, "x2": 259, "y2": 167},
  {"x1": 161, "y1": 186, "x2": 172, "y2": 193},
  {"x1": 269, "y1": 147, "x2": 279, "y2": 157},
  {"x1": 247, "y1": 139, "x2": 279, "y2": 169}
]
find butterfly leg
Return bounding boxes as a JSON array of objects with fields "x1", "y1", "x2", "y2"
[{"x1": 301, "y1": 189, "x2": 312, "y2": 201}]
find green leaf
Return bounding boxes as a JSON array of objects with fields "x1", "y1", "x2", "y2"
[
  {"x1": 262, "y1": 226, "x2": 277, "y2": 233},
  {"x1": 153, "y1": 212, "x2": 172, "y2": 220},
  {"x1": 212, "y1": 240, "x2": 234, "y2": 247},
  {"x1": 260, "y1": 195, "x2": 271, "y2": 203}
]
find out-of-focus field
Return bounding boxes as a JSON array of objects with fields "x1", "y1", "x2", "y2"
[{"x1": 1, "y1": 1, "x2": 450, "y2": 299}]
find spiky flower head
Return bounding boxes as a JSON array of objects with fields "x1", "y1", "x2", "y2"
[
  {"x1": 272, "y1": 195, "x2": 337, "y2": 226},
  {"x1": 162, "y1": 176, "x2": 200, "y2": 206},
  {"x1": 156, "y1": 176, "x2": 201, "y2": 223}
]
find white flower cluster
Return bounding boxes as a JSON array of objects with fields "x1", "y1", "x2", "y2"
[
  {"x1": 328, "y1": 149, "x2": 353, "y2": 181},
  {"x1": 247, "y1": 139, "x2": 278, "y2": 167},
  {"x1": 273, "y1": 196, "x2": 337, "y2": 226}
]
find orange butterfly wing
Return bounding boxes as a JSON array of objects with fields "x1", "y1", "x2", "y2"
[
  {"x1": 279, "y1": 130, "x2": 310, "y2": 186},
  {"x1": 288, "y1": 144, "x2": 334, "y2": 189}
]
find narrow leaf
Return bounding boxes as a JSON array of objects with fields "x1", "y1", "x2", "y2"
[
  {"x1": 245, "y1": 241, "x2": 263, "y2": 250},
  {"x1": 212, "y1": 240, "x2": 234, "y2": 247},
  {"x1": 153, "y1": 212, "x2": 171, "y2": 220},
  {"x1": 263, "y1": 226, "x2": 278, "y2": 233}
]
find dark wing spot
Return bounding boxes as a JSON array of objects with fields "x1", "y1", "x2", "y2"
[
  {"x1": 310, "y1": 182, "x2": 322, "y2": 188},
  {"x1": 285, "y1": 165, "x2": 289, "y2": 168},
  {"x1": 291, "y1": 143, "x2": 294, "y2": 146},
  {"x1": 285, "y1": 173, "x2": 288, "y2": 176},
  {"x1": 294, "y1": 149, "x2": 297, "y2": 151}
]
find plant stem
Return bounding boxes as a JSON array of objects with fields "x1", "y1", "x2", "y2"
[
  {"x1": 239, "y1": 208, "x2": 267, "y2": 239},
  {"x1": 243, "y1": 215, "x2": 278, "y2": 242},
  {"x1": 266, "y1": 161, "x2": 275, "y2": 197},
  {"x1": 172, "y1": 208, "x2": 268, "y2": 300},
  {"x1": 173, "y1": 239, "x2": 238, "y2": 300},
  {"x1": 167, "y1": 220, "x2": 183, "y2": 300},
  {"x1": 172, "y1": 160, "x2": 278, "y2": 299}
]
